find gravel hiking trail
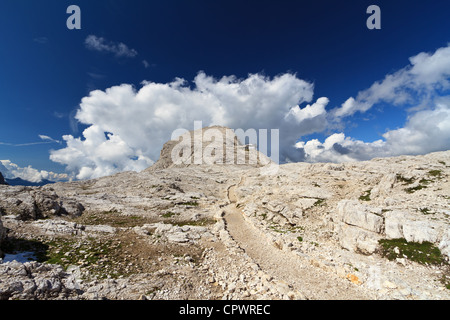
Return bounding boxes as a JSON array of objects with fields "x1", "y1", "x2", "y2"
[{"x1": 223, "y1": 177, "x2": 373, "y2": 300}]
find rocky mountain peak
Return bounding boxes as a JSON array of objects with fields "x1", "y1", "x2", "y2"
[{"x1": 148, "y1": 125, "x2": 272, "y2": 171}]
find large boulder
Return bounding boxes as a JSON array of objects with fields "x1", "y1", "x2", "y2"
[
  {"x1": 385, "y1": 210, "x2": 441, "y2": 243},
  {"x1": 0, "y1": 187, "x2": 84, "y2": 221},
  {"x1": 336, "y1": 202, "x2": 449, "y2": 259},
  {"x1": 337, "y1": 224, "x2": 381, "y2": 254},
  {"x1": 0, "y1": 261, "x2": 83, "y2": 300},
  {"x1": 333, "y1": 200, "x2": 384, "y2": 254},
  {"x1": 370, "y1": 173, "x2": 396, "y2": 199},
  {"x1": 337, "y1": 200, "x2": 384, "y2": 233}
]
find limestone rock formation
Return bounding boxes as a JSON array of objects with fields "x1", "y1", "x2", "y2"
[
  {"x1": 0, "y1": 126, "x2": 449, "y2": 300},
  {"x1": 149, "y1": 126, "x2": 272, "y2": 171},
  {"x1": 0, "y1": 187, "x2": 84, "y2": 220},
  {"x1": 0, "y1": 261, "x2": 82, "y2": 300}
]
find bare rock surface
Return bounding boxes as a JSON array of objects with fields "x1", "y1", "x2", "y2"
[{"x1": 1, "y1": 127, "x2": 449, "y2": 300}]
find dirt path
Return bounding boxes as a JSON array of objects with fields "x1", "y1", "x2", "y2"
[{"x1": 223, "y1": 180, "x2": 373, "y2": 300}]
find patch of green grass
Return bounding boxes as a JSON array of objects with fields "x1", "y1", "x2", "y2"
[
  {"x1": 378, "y1": 238, "x2": 446, "y2": 266},
  {"x1": 313, "y1": 199, "x2": 326, "y2": 207},
  {"x1": 419, "y1": 178, "x2": 432, "y2": 185},
  {"x1": 172, "y1": 218, "x2": 215, "y2": 227},
  {"x1": 291, "y1": 225, "x2": 305, "y2": 232},
  {"x1": 77, "y1": 210, "x2": 144, "y2": 228},
  {"x1": 103, "y1": 209, "x2": 120, "y2": 214},
  {"x1": 438, "y1": 161, "x2": 446, "y2": 166},
  {"x1": 359, "y1": 189, "x2": 372, "y2": 201},
  {"x1": 162, "y1": 211, "x2": 177, "y2": 218},
  {"x1": 419, "y1": 208, "x2": 433, "y2": 215},
  {"x1": 268, "y1": 225, "x2": 287, "y2": 234},
  {"x1": 44, "y1": 238, "x2": 127, "y2": 279},
  {"x1": 177, "y1": 201, "x2": 199, "y2": 207},
  {"x1": 2, "y1": 236, "x2": 122, "y2": 279},
  {"x1": 428, "y1": 170, "x2": 443, "y2": 178},
  {"x1": 441, "y1": 275, "x2": 450, "y2": 290},
  {"x1": 297, "y1": 236, "x2": 303, "y2": 242},
  {"x1": 396, "y1": 174, "x2": 415, "y2": 185},
  {"x1": 405, "y1": 185, "x2": 427, "y2": 194},
  {"x1": 345, "y1": 263, "x2": 359, "y2": 272},
  {"x1": 268, "y1": 224, "x2": 304, "y2": 235},
  {"x1": 404, "y1": 170, "x2": 444, "y2": 194},
  {"x1": 45, "y1": 238, "x2": 113, "y2": 266}
]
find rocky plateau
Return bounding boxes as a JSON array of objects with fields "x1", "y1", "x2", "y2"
[{"x1": 0, "y1": 126, "x2": 449, "y2": 300}]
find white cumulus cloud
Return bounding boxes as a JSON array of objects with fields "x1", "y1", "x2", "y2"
[
  {"x1": 295, "y1": 44, "x2": 450, "y2": 163},
  {"x1": 297, "y1": 97, "x2": 450, "y2": 162},
  {"x1": 333, "y1": 44, "x2": 450, "y2": 118},
  {"x1": 50, "y1": 72, "x2": 321, "y2": 179},
  {"x1": 50, "y1": 45, "x2": 450, "y2": 179}
]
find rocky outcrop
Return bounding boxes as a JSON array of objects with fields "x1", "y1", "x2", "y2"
[
  {"x1": 0, "y1": 187, "x2": 84, "y2": 220},
  {"x1": 0, "y1": 260, "x2": 83, "y2": 300},
  {"x1": 333, "y1": 200, "x2": 384, "y2": 254},
  {"x1": 0, "y1": 128, "x2": 449, "y2": 300},
  {"x1": 149, "y1": 126, "x2": 272, "y2": 171},
  {"x1": 0, "y1": 172, "x2": 7, "y2": 185},
  {"x1": 334, "y1": 200, "x2": 449, "y2": 255},
  {"x1": 229, "y1": 150, "x2": 449, "y2": 299},
  {"x1": 134, "y1": 222, "x2": 213, "y2": 244},
  {"x1": 384, "y1": 211, "x2": 441, "y2": 243}
]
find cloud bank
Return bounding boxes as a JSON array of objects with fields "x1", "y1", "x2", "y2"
[
  {"x1": 0, "y1": 160, "x2": 68, "y2": 183},
  {"x1": 297, "y1": 97, "x2": 450, "y2": 162},
  {"x1": 296, "y1": 44, "x2": 450, "y2": 163},
  {"x1": 51, "y1": 45, "x2": 450, "y2": 179}
]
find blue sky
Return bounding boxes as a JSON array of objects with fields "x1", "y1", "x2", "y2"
[{"x1": 1, "y1": 0, "x2": 450, "y2": 181}]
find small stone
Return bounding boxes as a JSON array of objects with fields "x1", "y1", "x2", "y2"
[{"x1": 383, "y1": 280, "x2": 398, "y2": 289}]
